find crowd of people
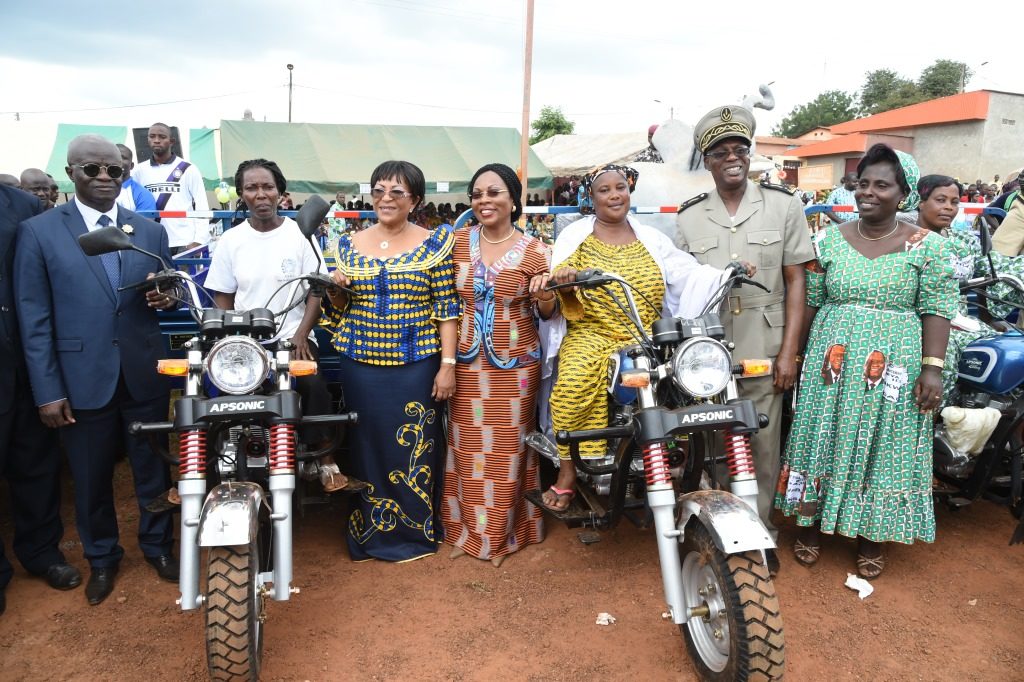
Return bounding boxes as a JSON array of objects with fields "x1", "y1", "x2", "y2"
[{"x1": 1, "y1": 108, "x2": 1022, "y2": 625}]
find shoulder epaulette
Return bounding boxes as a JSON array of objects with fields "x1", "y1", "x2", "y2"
[
  {"x1": 677, "y1": 193, "x2": 709, "y2": 213},
  {"x1": 759, "y1": 180, "x2": 796, "y2": 195}
]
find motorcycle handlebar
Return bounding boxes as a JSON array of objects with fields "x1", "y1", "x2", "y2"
[
  {"x1": 304, "y1": 272, "x2": 358, "y2": 299},
  {"x1": 118, "y1": 269, "x2": 180, "y2": 293}
]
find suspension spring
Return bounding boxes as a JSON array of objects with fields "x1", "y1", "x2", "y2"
[
  {"x1": 643, "y1": 441, "x2": 673, "y2": 486},
  {"x1": 179, "y1": 429, "x2": 207, "y2": 477},
  {"x1": 269, "y1": 423, "x2": 296, "y2": 473},
  {"x1": 725, "y1": 432, "x2": 755, "y2": 479}
]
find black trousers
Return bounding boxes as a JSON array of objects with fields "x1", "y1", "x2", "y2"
[
  {"x1": 61, "y1": 375, "x2": 172, "y2": 568},
  {"x1": 0, "y1": 371, "x2": 64, "y2": 588}
]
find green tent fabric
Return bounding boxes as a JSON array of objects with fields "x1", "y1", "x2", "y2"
[
  {"x1": 218, "y1": 120, "x2": 552, "y2": 195},
  {"x1": 46, "y1": 124, "x2": 127, "y2": 193},
  {"x1": 189, "y1": 128, "x2": 222, "y2": 190}
]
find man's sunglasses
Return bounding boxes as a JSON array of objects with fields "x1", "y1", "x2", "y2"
[
  {"x1": 704, "y1": 146, "x2": 751, "y2": 161},
  {"x1": 72, "y1": 163, "x2": 124, "y2": 179}
]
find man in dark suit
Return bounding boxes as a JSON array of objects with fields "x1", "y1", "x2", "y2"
[
  {"x1": 0, "y1": 185, "x2": 82, "y2": 615},
  {"x1": 15, "y1": 135, "x2": 179, "y2": 605}
]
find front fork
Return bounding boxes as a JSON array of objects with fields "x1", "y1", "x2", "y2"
[{"x1": 635, "y1": 366, "x2": 759, "y2": 625}]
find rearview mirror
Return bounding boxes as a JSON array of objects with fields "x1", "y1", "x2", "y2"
[
  {"x1": 79, "y1": 225, "x2": 133, "y2": 256},
  {"x1": 296, "y1": 195, "x2": 329, "y2": 239}
]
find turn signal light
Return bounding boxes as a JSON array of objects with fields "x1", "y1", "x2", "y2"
[
  {"x1": 289, "y1": 360, "x2": 318, "y2": 376},
  {"x1": 620, "y1": 370, "x2": 651, "y2": 388},
  {"x1": 157, "y1": 359, "x2": 189, "y2": 376},
  {"x1": 740, "y1": 359, "x2": 773, "y2": 377}
]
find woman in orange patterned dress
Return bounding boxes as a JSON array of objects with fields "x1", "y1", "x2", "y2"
[{"x1": 443, "y1": 163, "x2": 556, "y2": 567}]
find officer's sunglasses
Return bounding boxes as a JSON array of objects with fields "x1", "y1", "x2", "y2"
[
  {"x1": 72, "y1": 163, "x2": 124, "y2": 179},
  {"x1": 704, "y1": 146, "x2": 751, "y2": 161}
]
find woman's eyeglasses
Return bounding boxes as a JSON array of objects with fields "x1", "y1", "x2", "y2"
[
  {"x1": 469, "y1": 188, "x2": 510, "y2": 201},
  {"x1": 72, "y1": 163, "x2": 124, "y2": 179},
  {"x1": 704, "y1": 146, "x2": 751, "y2": 161},
  {"x1": 370, "y1": 187, "x2": 412, "y2": 200}
]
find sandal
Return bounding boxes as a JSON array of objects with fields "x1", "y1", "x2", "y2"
[
  {"x1": 319, "y1": 463, "x2": 368, "y2": 493},
  {"x1": 793, "y1": 539, "x2": 821, "y2": 567},
  {"x1": 144, "y1": 488, "x2": 182, "y2": 514},
  {"x1": 856, "y1": 551, "x2": 886, "y2": 580},
  {"x1": 537, "y1": 485, "x2": 575, "y2": 513}
]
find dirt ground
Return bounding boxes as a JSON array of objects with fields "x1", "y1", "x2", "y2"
[{"x1": 0, "y1": 461, "x2": 1022, "y2": 682}]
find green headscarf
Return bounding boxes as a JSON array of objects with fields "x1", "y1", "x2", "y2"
[{"x1": 895, "y1": 150, "x2": 920, "y2": 211}]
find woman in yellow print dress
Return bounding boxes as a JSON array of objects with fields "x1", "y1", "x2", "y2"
[{"x1": 534, "y1": 164, "x2": 739, "y2": 513}]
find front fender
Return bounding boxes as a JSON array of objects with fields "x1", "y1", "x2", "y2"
[
  {"x1": 677, "y1": 489, "x2": 775, "y2": 553},
  {"x1": 197, "y1": 482, "x2": 267, "y2": 547}
]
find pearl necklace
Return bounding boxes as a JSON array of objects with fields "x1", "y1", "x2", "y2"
[
  {"x1": 379, "y1": 222, "x2": 410, "y2": 250},
  {"x1": 480, "y1": 225, "x2": 517, "y2": 244},
  {"x1": 856, "y1": 217, "x2": 899, "y2": 241}
]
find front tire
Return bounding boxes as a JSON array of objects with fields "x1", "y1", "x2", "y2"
[
  {"x1": 680, "y1": 525, "x2": 784, "y2": 681},
  {"x1": 205, "y1": 542, "x2": 264, "y2": 681}
]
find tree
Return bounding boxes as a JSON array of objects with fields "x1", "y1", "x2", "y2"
[
  {"x1": 859, "y1": 69, "x2": 916, "y2": 115},
  {"x1": 529, "y1": 106, "x2": 574, "y2": 144},
  {"x1": 919, "y1": 59, "x2": 971, "y2": 99},
  {"x1": 772, "y1": 90, "x2": 858, "y2": 138}
]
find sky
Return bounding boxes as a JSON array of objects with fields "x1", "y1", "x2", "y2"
[{"x1": 1, "y1": 0, "x2": 1020, "y2": 140}]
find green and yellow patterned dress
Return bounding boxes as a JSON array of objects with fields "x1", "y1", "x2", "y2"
[
  {"x1": 549, "y1": 236, "x2": 665, "y2": 460},
  {"x1": 775, "y1": 227, "x2": 958, "y2": 544},
  {"x1": 940, "y1": 227, "x2": 1024, "y2": 404}
]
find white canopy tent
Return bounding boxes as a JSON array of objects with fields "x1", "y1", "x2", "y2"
[{"x1": 531, "y1": 132, "x2": 648, "y2": 177}]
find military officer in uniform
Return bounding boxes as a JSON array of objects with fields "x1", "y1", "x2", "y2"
[{"x1": 676, "y1": 105, "x2": 814, "y2": 574}]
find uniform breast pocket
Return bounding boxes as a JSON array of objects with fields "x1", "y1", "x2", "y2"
[
  {"x1": 747, "y1": 231, "x2": 783, "y2": 269},
  {"x1": 688, "y1": 237, "x2": 720, "y2": 265}
]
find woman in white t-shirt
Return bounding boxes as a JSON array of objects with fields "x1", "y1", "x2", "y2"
[{"x1": 204, "y1": 159, "x2": 361, "y2": 492}]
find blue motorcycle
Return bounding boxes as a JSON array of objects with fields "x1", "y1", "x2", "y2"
[{"x1": 933, "y1": 231, "x2": 1024, "y2": 543}]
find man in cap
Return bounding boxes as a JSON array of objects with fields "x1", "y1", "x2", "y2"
[{"x1": 675, "y1": 105, "x2": 814, "y2": 574}]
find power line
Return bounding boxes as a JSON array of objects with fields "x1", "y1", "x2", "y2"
[{"x1": 0, "y1": 87, "x2": 273, "y2": 116}]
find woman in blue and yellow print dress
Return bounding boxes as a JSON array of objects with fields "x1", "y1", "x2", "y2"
[
  {"x1": 775, "y1": 145, "x2": 958, "y2": 579},
  {"x1": 324, "y1": 161, "x2": 461, "y2": 562},
  {"x1": 443, "y1": 164, "x2": 554, "y2": 567}
]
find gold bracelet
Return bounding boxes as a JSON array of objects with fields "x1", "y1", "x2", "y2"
[
  {"x1": 921, "y1": 356, "x2": 945, "y2": 368},
  {"x1": 794, "y1": 354, "x2": 803, "y2": 364}
]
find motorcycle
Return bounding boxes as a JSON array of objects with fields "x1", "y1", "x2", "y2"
[
  {"x1": 526, "y1": 266, "x2": 784, "y2": 681},
  {"x1": 79, "y1": 196, "x2": 357, "y2": 681},
  {"x1": 933, "y1": 226, "x2": 1024, "y2": 543}
]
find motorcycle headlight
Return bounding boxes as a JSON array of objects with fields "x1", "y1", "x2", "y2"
[
  {"x1": 671, "y1": 338, "x2": 731, "y2": 398},
  {"x1": 205, "y1": 336, "x2": 270, "y2": 395}
]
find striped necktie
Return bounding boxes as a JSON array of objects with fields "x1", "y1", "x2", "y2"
[{"x1": 97, "y1": 215, "x2": 121, "y2": 292}]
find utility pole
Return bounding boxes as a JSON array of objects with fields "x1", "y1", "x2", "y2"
[
  {"x1": 519, "y1": 0, "x2": 534, "y2": 217},
  {"x1": 287, "y1": 64, "x2": 294, "y2": 122}
]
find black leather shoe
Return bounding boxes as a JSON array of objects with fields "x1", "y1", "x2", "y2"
[
  {"x1": 765, "y1": 548, "x2": 780, "y2": 577},
  {"x1": 43, "y1": 562, "x2": 82, "y2": 591},
  {"x1": 85, "y1": 567, "x2": 118, "y2": 605},
  {"x1": 146, "y1": 554, "x2": 179, "y2": 583}
]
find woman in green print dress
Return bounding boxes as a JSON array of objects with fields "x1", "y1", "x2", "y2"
[{"x1": 775, "y1": 145, "x2": 959, "y2": 579}]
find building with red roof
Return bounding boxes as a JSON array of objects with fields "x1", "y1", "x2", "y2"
[{"x1": 779, "y1": 90, "x2": 1023, "y2": 189}]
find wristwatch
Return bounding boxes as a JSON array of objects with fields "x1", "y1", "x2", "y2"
[{"x1": 441, "y1": 357, "x2": 457, "y2": 365}]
